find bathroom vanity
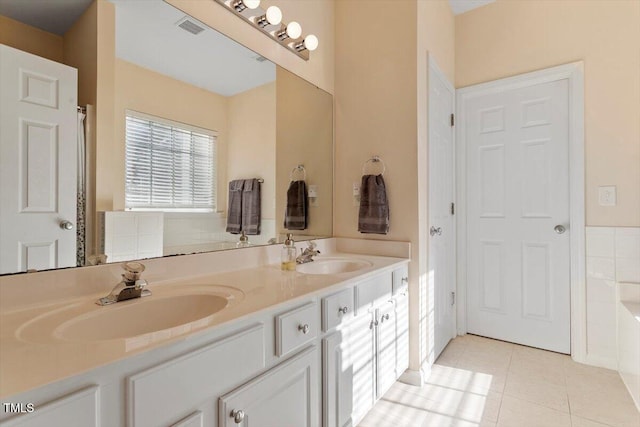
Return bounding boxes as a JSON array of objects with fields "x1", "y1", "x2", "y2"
[{"x1": 0, "y1": 239, "x2": 410, "y2": 427}]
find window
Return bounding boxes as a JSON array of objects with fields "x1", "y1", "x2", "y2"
[{"x1": 125, "y1": 112, "x2": 217, "y2": 211}]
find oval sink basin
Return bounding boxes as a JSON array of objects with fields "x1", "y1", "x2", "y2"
[
  {"x1": 16, "y1": 285, "x2": 244, "y2": 345},
  {"x1": 297, "y1": 258, "x2": 372, "y2": 275},
  {"x1": 55, "y1": 294, "x2": 228, "y2": 342}
]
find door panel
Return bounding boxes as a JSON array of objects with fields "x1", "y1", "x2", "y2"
[
  {"x1": 0, "y1": 45, "x2": 78, "y2": 274},
  {"x1": 465, "y1": 78, "x2": 571, "y2": 354}
]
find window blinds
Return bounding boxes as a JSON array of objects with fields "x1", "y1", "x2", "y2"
[{"x1": 125, "y1": 114, "x2": 217, "y2": 211}]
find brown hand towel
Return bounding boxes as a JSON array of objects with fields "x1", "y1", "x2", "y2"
[
  {"x1": 242, "y1": 178, "x2": 261, "y2": 235},
  {"x1": 358, "y1": 174, "x2": 389, "y2": 234},
  {"x1": 284, "y1": 180, "x2": 308, "y2": 230},
  {"x1": 225, "y1": 179, "x2": 244, "y2": 234}
]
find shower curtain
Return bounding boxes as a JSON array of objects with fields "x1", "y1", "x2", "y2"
[{"x1": 77, "y1": 109, "x2": 87, "y2": 267}]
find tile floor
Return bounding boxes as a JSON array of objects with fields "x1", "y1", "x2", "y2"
[{"x1": 358, "y1": 334, "x2": 640, "y2": 427}]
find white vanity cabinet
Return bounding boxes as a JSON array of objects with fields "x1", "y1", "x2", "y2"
[
  {"x1": 127, "y1": 324, "x2": 266, "y2": 427},
  {"x1": 321, "y1": 266, "x2": 410, "y2": 427},
  {"x1": 0, "y1": 260, "x2": 409, "y2": 427},
  {"x1": 219, "y1": 346, "x2": 320, "y2": 427}
]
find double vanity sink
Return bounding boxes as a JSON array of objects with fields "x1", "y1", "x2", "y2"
[
  {"x1": 0, "y1": 241, "x2": 410, "y2": 426},
  {"x1": 15, "y1": 257, "x2": 372, "y2": 345}
]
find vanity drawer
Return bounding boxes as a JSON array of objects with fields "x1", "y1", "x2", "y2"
[
  {"x1": 322, "y1": 288, "x2": 354, "y2": 332},
  {"x1": 276, "y1": 302, "x2": 318, "y2": 357},
  {"x1": 355, "y1": 271, "x2": 392, "y2": 314}
]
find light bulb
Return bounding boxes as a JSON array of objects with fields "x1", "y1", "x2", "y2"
[
  {"x1": 265, "y1": 6, "x2": 282, "y2": 25},
  {"x1": 304, "y1": 34, "x2": 318, "y2": 51},
  {"x1": 286, "y1": 21, "x2": 302, "y2": 39},
  {"x1": 232, "y1": 0, "x2": 259, "y2": 12}
]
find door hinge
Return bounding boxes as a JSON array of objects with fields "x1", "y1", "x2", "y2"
[
  {"x1": 450, "y1": 202, "x2": 455, "y2": 215},
  {"x1": 450, "y1": 113, "x2": 455, "y2": 127},
  {"x1": 451, "y1": 291, "x2": 456, "y2": 306}
]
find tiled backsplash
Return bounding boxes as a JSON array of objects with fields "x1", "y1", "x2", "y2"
[{"x1": 585, "y1": 226, "x2": 640, "y2": 369}]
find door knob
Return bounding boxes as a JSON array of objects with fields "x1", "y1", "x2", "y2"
[
  {"x1": 430, "y1": 226, "x2": 442, "y2": 236},
  {"x1": 298, "y1": 324, "x2": 310, "y2": 334},
  {"x1": 59, "y1": 220, "x2": 74, "y2": 230},
  {"x1": 338, "y1": 306, "x2": 349, "y2": 315},
  {"x1": 554, "y1": 225, "x2": 567, "y2": 234},
  {"x1": 231, "y1": 409, "x2": 245, "y2": 424}
]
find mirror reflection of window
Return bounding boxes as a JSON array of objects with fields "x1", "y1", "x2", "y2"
[{"x1": 124, "y1": 111, "x2": 218, "y2": 212}]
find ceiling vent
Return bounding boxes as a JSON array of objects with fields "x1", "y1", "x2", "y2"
[{"x1": 176, "y1": 17, "x2": 205, "y2": 35}]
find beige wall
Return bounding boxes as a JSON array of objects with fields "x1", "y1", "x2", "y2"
[
  {"x1": 456, "y1": 0, "x2": 640, "y2": 227},
  {"x1": 112, "y1": 59, "x2": 229, "y2": 211},
  {"x1": 165, "y1": 0, "x2": 334, "y2": 95},
  {"x1": 0, "y1": 15, "x2": 64, "y2": 63},
  {"x1": 228, "y1": 82, "x2": 276, "y2": 219},
  {"x1": 63, "y1": 2, "x2": 98, "y2": 108},
  {"x1": 276, "y1": 67, "x2": 333, "y2": 238},
  {"x1": 335, "y1": 0, "x2": 421, "y2": 369}
]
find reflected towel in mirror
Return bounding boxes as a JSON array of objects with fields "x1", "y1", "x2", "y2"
[
  {"x1": 284, "y1": 180, "x2": 308, "y2": 230},
  {"x1": 226, "y1": 179, "x2": 245, "y2": 234},
  {"x1": 242, "y1": 178, "x2": 261, "y2": 235}
]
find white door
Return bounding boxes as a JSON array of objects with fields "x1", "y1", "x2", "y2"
[
  {"x1": 463, "y1": 77, "x2": 571, "y2": 353},
  {"x1": 0, "y1": 44, "x2": 78, "y2": 274},
  {"x1": 428, "y1": 58, "x2": 456, "y2": 359}
]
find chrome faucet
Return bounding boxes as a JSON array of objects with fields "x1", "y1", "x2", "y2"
[
  {"x1": 96, "y1": 262, "x2": 151, "y2": 306},
  {"x1": 296, "y1": 241, "x2": 321, "y2": 264}
]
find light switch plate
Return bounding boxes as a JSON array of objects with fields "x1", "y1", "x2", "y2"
[
  {"x1": 598, "y1": 186, "x2": 617, "y2": 206},
  {"x1": 308, "y1": 185, "x2": 318, "y2": 198}
]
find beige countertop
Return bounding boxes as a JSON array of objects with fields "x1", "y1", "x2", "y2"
[{"x1": 0, "y1": 252, "x2": 408, "y2": 399}]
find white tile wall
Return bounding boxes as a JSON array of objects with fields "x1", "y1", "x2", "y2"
[
  {"x1": 585, "y1": 226, "x2": 640, "y2": 369},
  {"x1": 100, "y1": 211, "x2": 164, "y2": 263},
  {"x1": 163, "y1": 212, "x2": 277, "y2": 254}
]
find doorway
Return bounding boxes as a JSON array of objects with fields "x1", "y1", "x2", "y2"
[{"x1": 456, "y1": 63, "x2": 586, "y2": 355}]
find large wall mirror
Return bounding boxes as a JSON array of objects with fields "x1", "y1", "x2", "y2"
[{"x1": 0, "y1": 0, "x2": 333, "y2": 275}]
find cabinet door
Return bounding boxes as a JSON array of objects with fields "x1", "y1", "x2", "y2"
[
  {"x1": 346, "y1": 313, "x2": 375, "y2": 427},
  {"x1": 395, "y1": 290, "x2": 409, "y2": 377},
  {"x1": 219, "y1": 346, "x2": 320, "y2": 427},
  {"x1": 375, "y1": 301, "x2": 396, "y2": 399},
  {"x1": 323, "y1": 332, "x2": 352, "y2": 427},
  {"x1": 0, "y1": 386, "x2": 98, "y2": 427}
]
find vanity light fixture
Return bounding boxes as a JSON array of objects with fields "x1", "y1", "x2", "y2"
[
  {"x1": 256, "y1": 6, "x2": 282, "y2": 27},
  {"x1": 214, "y1": 0, "x2": 318, "y2": 61},
  {"x1": 294, "y1": 34, "x2": 318, "y2": 52},
  {"x1": 232, "y1": 0, "x2": 260, "y2": 12},
  {"x1": 276, "y1": 21, "x2": 302, "y2": 41}
]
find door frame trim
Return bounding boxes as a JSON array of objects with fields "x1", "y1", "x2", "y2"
[
  {"x1": 455, "y1": 62, "x2": 586, "y2": 361},
  {"x1": 427, "y1": 54, "x2": 457, "y2": 355}
]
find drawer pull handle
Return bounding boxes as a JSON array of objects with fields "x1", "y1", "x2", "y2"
[
  {"x1": 401, "y1": 277, "x2": 408, "y2": 283},
  {"x1": 380, "y1": 313, "x2": 390, "y2": 323},
  {"x1": 338, "y1": 306, "x2": 349, "y2": 315},
  {"x1": 231, "y1": 409, "x2": 245, "y2": 423},
  {"x1": 298, "y1": 323, "x2": 310, "y2": 334}
]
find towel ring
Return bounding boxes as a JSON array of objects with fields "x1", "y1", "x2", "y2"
[
  {"x1": 290, "y1": 164, "x2": 306, "y2": 181},
  {"x1": 362, "y1": 156, "x2": 386, "y2": 176}
]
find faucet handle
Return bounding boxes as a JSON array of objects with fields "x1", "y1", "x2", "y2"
[
  {"x1": 307, "y1": 240, "x2": 317, "y2": 249},
  {"x1": 122, "y1": 262, "x2": 146, "y2": 283}
]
